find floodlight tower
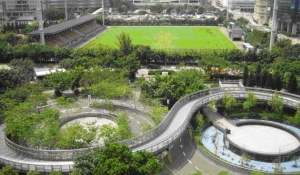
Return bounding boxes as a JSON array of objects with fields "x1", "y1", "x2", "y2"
[
  {"x1": 102, "y1": 0, "x2": 105, "y2": 26},
  {"x1": 227, "y1": 0, "x2": 229, "y2": 20},
  {"x1": 36, "y1": 0, "x2": 45, "y2": 45},
  {"x1": 64, "y1": 0, "x2": 68, "y2": 20},
  {"x1": 270, "y1": 0, "x2": 278, "y2": 51}
]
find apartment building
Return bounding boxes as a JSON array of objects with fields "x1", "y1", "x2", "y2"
[
  {"x1": 0, "y1": 0, "x2": 106, "y2": 20},
  {"x1": 253, "y1": 0, "x2": 269, "y2": 25},
  {"x1": 216, "y1": 0, "x2": 254, "y2": 12}
]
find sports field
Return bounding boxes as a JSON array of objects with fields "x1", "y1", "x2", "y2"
[{"x1": 83, "y1": 26, "x2": 237, "y2": 50}]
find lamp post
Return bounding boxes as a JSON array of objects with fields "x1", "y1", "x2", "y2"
[
  {"x1": 64, "y1": 0, "x2": 68, "y2": 20},
  {"x1": 226, "y1": 0, "x2": 229, "y2": 21},
  {"x1": 102, "y1": 0, "x2": 105, "y2": 26}
]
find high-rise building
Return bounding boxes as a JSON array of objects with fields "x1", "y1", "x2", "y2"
[
  {"x1": 0, "y1": 0, "x2": 107, "y2": 20},
  {"x1": 270, "y1": 0, "x2": 300, "y2": 36},
  {"x1": 216, "y1": 0, "x2": 254, "y2": 12},
  {"x1": 253, "y1": 0, "x2": 269, "y2": 25}
]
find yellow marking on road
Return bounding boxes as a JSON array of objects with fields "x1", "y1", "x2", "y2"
[{"x1": 162, "y1": 153, "x2": 176, "y2": 175}]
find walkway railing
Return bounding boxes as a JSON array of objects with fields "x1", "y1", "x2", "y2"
[{"x1": 1, "y1": 87, "x2": 300, "y2": 168}]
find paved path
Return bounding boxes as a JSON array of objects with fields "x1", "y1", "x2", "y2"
[{"x1": 0, "y1": 88, "x2": 299, "y2": 173}]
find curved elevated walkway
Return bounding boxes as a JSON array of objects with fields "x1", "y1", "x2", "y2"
[{"x1": 0, "y1": 87, "x2": 299, "y2": 173}]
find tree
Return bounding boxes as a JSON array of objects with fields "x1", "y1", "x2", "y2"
[
  {"x1": 287, "y1": 72, "x2": 298, "y2": 94},
  {"x1": 291, "y1": 155, "x2": 299, "y2": 167},
  {"x1": 26, "y1": 170, "x2": 40, "y2": 175},
  {"x1": 0, "y1": 166, "x2": 19, "y2": 175},
  {"x1": 116, "y1": 32, "x2": 133, "y2": 56},
  {"x1": 267, "y1": 91, "x2": 284, "y2": 116},
  {"x1": 44, "y1": 71, "x2": 73, "y2": 96},
  {"x1": 9, "y1": 58, "x2": 35, "y2": 83},
  {"x1": 265, "y1": 72, "x2": 273, "y2": 89},
  {"x1": 218, "y1": 171, "x2": 230, "y2": 175},
  {"x1": 49, "y1": 171, "x2": 62, "y2": 175},
  {"x1": 222, "y1": 93, "x2": 237, "y2": 115},
  {"x1": 243, "y1": 66, "x2": 249, "y2": 86},
  {"x1": 190, "y1": 171, "x2": 202, "y2": 175},
  {"x1": 250, "y1": 171, "x2": 264, "y2": 175},
  {"x1": 260, "y1": 69, "x2": 268, "y2": 88},
  {"x1": 241, "y1": 154, "x2": 251, "y2": 166},
  {"x1": 255, "y1": 64, "x2": 261, "y2": 87},
  {"x1": 43, "y1": 7, "x2": 65, "y2": 20},
  {"x1": 273, "y1": 71, "x2": 283, "y2": 91},
  {"x1": 72, "y1": 143, "x2": 163, "y2": 175},
  {"x1": 243, "y1": 92, "x2": 257, "y2": 113}
]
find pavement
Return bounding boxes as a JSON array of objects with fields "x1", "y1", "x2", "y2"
[{"x1": 160, "y1": 129, "x2": 236, "y2": 175}]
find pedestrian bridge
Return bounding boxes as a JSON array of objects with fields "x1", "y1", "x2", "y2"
[{"x1": 0, "y1": 87, "x2": 299, "y2": 173}]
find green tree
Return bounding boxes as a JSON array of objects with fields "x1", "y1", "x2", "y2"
[
  {"x1": 44, "y1": 71, "x2": 73, "y2": 96},
  {"x1": 0, "y1": 166, "x2": 19, "y2": 175},
  {"x1": 265, "y1": 72, "x2": 273, "y2": 89},
  {"x1": 250, "y1": 171, "x2": 264, "y2": 175},
  {"x1": 267, "y1": 91, "x2": 284, "y2": 117},
  {"x1": 24, "y1": 22, "x2": 39, "y2": 33},
  {"x1": 116, "y1": 32, "x2": 133, "y2": 56},
  {"x1": 255, "y1": 64, "x2": 261, "y2": 87},
  {"x1": 243, "y1": 66, "x2": 249, "y2": 86},
  {"x1": 260, "y1": 69, "x2": 268, "y2": 88},
  {"x1": 241, "y1": 154, "x2": 251, "y2": 166},
  {"x1": 222, "y1": 93, "x2": 237, "y2": 115},
  {"x1": 273, "y1": 71, "x2": 283, "y2": 91},
  {"x1": 243, "y1": 92, "x2": 257, "y2": 112},
  {"x1": 43, "y1": 7, "x2": 65, "y2": 20},
  {"x1": 9, "y1": 58, "x2": 35, "y2": 82},
  {"x1": 26, "y1": 170, "x2": 40, "y2": 175},
  {"x1": 218, "y1": 171, "x2": 230, "y2": 175},
  {"x1": 49, "y1": 171, "x2": 62, "y2": 175},
  {"x1": 73, "y1": 143, "x2": 163, "y2": 175},
  {"x1": 189, "y1": 171, "x2": 202, "y2": 175},
  {"x1": 287, "y1": 72, "x2": 298, "y2": 94}
]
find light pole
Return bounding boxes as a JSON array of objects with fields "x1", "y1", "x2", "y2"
[
  {"x1": 226, "y1": 0, "x2": 229, "y2": 21},
  {"x1": 102, "y1": 0, "x2": 105, "y2": 26},
  {"x1": 64, "y1": 0, "x2": 68, "y2": 20}
]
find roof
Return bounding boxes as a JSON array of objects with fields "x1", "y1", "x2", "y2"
[
  {"x1": 34, "y1": 68, "x2": 66, "y2": 77},
  {"x1": 16, "y1": 16, "x2": 35, "y2": 21},
  {"x1": 28, "y1": 14, "x2": 100, "y2": 36},
  {"x1": 242, "y1": 43, "x2": 254, "y2": 48}
]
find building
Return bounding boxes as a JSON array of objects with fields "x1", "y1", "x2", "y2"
[
  {"x1": 228, "y1": 22, "x2": 243, "y2": 40},
  {"x1": 216, "y1": 0, "x2": 254, "y2": 12},
  {"x1": 0, "y1": 0, "x2": 107, "y2": 21},
  {"x1": 253, "y1": 0, "x2": 269, "y2": 25},
  {"x1": 270, "y1": 0, "x2": 300, "y2": 36},
  {"x1": 229, "y1": 0, "x2": 255, "y2": 12}
]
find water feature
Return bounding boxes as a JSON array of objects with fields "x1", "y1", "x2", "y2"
[{"x1": 202, "y1": 124, "x2": 300, "y2": 173}]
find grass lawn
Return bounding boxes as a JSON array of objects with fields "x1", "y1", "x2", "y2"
[{"x1": 83, "y1": 26, "x2": 237, "y2": 50}]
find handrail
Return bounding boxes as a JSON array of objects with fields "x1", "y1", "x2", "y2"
[{"x1": 2, "y1": 87, "x2": 300, "y2": 162}]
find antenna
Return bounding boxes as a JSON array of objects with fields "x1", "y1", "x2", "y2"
[
  {"x1": 36, "y1": 0, "x2": 45, "y2": 45},
  {"x1": 269, "y1": 0, "x2": 278, "y2": 51}
]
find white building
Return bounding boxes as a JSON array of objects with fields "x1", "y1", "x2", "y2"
[{"x1": 217, "y1": 0, "x2": 254, "y2": 12}]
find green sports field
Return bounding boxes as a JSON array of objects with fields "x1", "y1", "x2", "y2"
[{"x1": 83, "y1": 26, "x2": 237, "y2": 50}]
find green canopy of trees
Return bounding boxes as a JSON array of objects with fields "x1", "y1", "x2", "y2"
[
  {"x1": 72, "y1": 143, "x2": 163, "y2": 175},
  {"x1": 136, "y1": 69, "x2": 207, "y2": 107}
]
